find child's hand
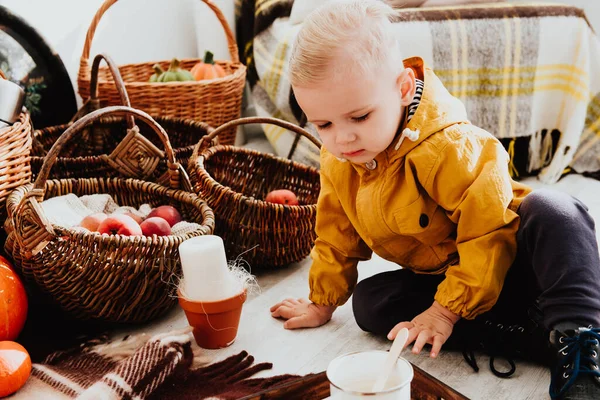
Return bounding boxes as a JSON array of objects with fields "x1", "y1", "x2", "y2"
[
  {"x1": 270, "y1": 298, "x2": 336, "y2": 329},
  {"x1": 387, "y1": 301, "x2": 460, "y2": 358}
]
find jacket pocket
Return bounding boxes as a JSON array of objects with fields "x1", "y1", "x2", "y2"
[{"x1": 393, "y1": 195, "x2": 455, "y2": 246}]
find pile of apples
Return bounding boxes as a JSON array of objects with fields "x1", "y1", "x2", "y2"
[{"x1": 79, "y1": 205, "x2": 182, "y2": 237}]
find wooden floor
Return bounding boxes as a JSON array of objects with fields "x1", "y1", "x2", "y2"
[
  {"x1": 114, "y1": 254, "x2": 549, "y2": 400},
  {"x1": 112, "y1": 173, "x2": 600, "y2": 400}
]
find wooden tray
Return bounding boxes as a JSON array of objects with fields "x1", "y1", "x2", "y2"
[{"x1": 239, "y1": 363, "x2": 469, "y2": 400}]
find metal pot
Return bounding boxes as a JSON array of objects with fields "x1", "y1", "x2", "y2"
[{"x1": 0, "y1": 76, "x2": 26, "y2": 127}]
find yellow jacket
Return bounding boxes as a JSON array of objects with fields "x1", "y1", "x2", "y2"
[{"x1": 308, "y1": 57, "x2": 532, "y2": 320}]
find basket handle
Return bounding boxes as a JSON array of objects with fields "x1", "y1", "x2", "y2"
[
  {"x1": 191, "y1": 117, "x2": 321, "y2": 161},
  {"x1": 81, "y1": 0, "x2": 240, "y2": 64},
  {"x1": 33, "y1": 106, "x2": 187, "y2": 192},
  {"x1": 72, "y1": 53, "x2": 135, "y2": 129}
]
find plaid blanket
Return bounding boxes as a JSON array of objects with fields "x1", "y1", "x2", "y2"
[
  {"x1": 13, "y1": 329, "x2": 299, "y2": 399},
  {"x1": 237, "y1": 1, "x2": 600, "y2": 184}
]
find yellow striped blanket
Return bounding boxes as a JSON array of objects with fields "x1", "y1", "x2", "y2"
[{"x1": 236, "y1": 1, "x2": 600, "y2": 184}]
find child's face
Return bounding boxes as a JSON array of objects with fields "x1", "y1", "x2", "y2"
[{"x1": 294, "y1": 63, "x2": 415, "y2": 163}]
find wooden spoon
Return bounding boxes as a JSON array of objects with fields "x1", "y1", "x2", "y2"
[{"x1": 371, "y1": 327, "x2": 410, "y2": 393}]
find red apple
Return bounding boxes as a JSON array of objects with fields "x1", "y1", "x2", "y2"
[
  {"x1": 97, "y1": 214, "x2": 142, "y2": 236},
  {"x1": 265, "y1": 189, "x2": 299, "y2": 206},
  {"x1": 140, "y1": 217, "x2": 171, "y2": 237},
  {"x1": 147, "y1": 205, "x2": 182, "y2": 227},
  {"x1": 79, "y1": 213, "x2": 108, "y2": 232},
  {"x1": 123, "y1": 212, "x2": 144, "y2": 225}
]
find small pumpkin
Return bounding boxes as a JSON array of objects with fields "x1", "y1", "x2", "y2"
[
  {"x1": 0, "y1": 341, "x2": 32, "y2": 397},
  {"x1": 191, "y1": 51, "x2": 227, "y2": 81},
  {"x1": 149, "y1": 58, "x2": 194, "y2": 82},
  {"x1": 149, "y1": 64, "x2": 164, "y2": 82},
  {"x1": 0, "y1": 256, "x2": 28, "y2": 341}
]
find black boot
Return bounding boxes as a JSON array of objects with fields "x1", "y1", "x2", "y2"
[
  {"x1": 450, "y1": 303, "x2": 553, "y2": 378},
  {"x1": 549, "y1": 326, "x2": 600, "y2": 399}
]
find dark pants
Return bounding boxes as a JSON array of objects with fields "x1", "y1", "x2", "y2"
[{"x1": 353, "y1": 189, "x2": 600, "y2": 336}]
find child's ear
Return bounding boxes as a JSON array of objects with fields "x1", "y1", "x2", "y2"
[{"x1": 397, "y1": 68, "x2": 416, "y2": 106}]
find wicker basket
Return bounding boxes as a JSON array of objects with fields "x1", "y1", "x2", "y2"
[
  {"x1": 32, "y1": 53, "x2": 212, "y2": 182},
  {"x1": 4, "y1": 106, "x2": 215, "y2": 323},
  {"x1": 0, "y1": 69, "x2": 33, "y2": 222},
  {"x1": 77, "y1": 0, "x2": 245, "y2": 145},
  {"x1": 189, "y1": 117, "x2": 321, "y2": 268}
]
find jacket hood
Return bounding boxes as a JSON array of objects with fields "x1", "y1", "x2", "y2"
[{"x1": 384, "y1": 57, "x2": 470, "y2": 163}]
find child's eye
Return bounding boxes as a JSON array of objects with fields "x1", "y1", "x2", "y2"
[
  {"x1": 352, "y1": 113, "x2": 370, "y2": 122},
  {"x1": 317, "y1": 122, "x2": 332, "y2": 129}
]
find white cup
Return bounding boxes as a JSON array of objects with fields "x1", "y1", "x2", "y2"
[{"x1": 326, "y1": 350, "x2": 413, "y2": 399}]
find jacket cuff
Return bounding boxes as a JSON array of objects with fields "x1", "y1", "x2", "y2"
[
  {"x1": 434, "y1": 289, "x2": 479, "y2": 320},
  {"x1": 308, "y1": 292, "x2": 350, "y2": 307},
  {"x1": 309, "y1": 290, "x2": 351, "y2": 307}
]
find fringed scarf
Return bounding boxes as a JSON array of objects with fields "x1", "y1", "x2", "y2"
[{"x1": 13, "y1": 329, "x2": 301, "y2": 400}]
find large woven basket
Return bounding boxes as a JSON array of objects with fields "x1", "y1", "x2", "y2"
[
  {"x1": 32, "y1": 53, "x2": 212, "y2": 181},
  {"x1": 4, "y1": 106, "x2": 215, "y2": 323},
  {"x1": 0, "y1": 69, "x2": 33, "y2": 222},
  {"x1": 189, "y1": 117, "x2": 321, "y2": 268},
  {"x1": 77, "y1": 0, "x2": 245, "y2": 145}
]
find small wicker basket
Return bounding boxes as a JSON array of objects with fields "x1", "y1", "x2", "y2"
[
  {"x1": 0, "y1": 69, "x2": 33, "y2": 222},
  {"x1": 189, "y1": 117, "x2": 321, "y2": 268},
  {"x1": 5, "y1": 106, "x2": 215, "y2": 323},
  {"x1": 77, "y1": 0, "x2": 245, "y2": 145},
  {"x1": 32, "y1": 53, "x2": 212, "y2": 182}
]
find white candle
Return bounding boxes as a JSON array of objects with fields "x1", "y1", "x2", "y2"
[{"x1": 178, "y1": 235, "x2": 242, "y2": 302}]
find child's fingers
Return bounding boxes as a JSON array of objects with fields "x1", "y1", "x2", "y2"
[
  {"x1": 284, "y1": 315, "x2": 312, "y2": 329},
  {"x1": 298, "y1": 298, "x2": 310, "y2": 304},
  {"x1": 271, "y1": 305, "x2": 296, "y2": 319},
  {"x1": 430, "y1": 335, "x2": 445, "y2": 358},
  {"x1": 412, "y1": 330, "x2": 431, "y2": 354},
  {"x1": 270, "y1": 305, "x2": 283, "y2": 317},
  {"x1": 270, "y1": 302, "x2": 284, "y2": 312},
  {"x1": 283, "y1": 299, "x2": 298, "y2": 308},
  {"x1": 387, "y1": 321, "x2": 414, "y2": 340},
  {"x1": 406, "y1": 326, "x2": 421, "y2": 349},
  {"x1": 270, "y1": 298, "x2": 296, "y2": 312}
]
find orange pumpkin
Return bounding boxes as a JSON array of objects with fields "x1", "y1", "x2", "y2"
[
  {"x1": 0, "y1": 256, "x2": 28, "y2": 341},
  {"x1": 0, "y1": 341, "x2": 32, "y2": 397},
  {"x1": 191, "y1": 51, "x2": 227, "y2": 80}
]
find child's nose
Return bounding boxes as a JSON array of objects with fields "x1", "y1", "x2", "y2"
[{"x1": 335, "y1": 130, "x2": 356, "y2": 144}]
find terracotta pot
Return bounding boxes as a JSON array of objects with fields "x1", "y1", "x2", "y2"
[{"x1": 178, "y1": 288, "x2": 247, "y2": 349}]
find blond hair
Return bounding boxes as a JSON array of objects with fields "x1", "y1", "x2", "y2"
[{"x1": 289, "y1": 0, "x2": 402, "y2": 87}]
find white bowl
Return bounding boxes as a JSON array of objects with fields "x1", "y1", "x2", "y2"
[{"x1": 326, "y1": 350, "x2": 413, "y2": 399}]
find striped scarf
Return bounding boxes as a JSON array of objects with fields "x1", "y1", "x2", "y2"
[{"x1": 407, "y1": 78, "x2": 424, "y2": 123}]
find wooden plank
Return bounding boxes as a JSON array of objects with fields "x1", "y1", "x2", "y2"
[
  {"x1": 238, "y1": 372, "x2": 329, "y2": 400},
  {"x1": 239, "y1": 362, "x2": 470, "y2": 400}
]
